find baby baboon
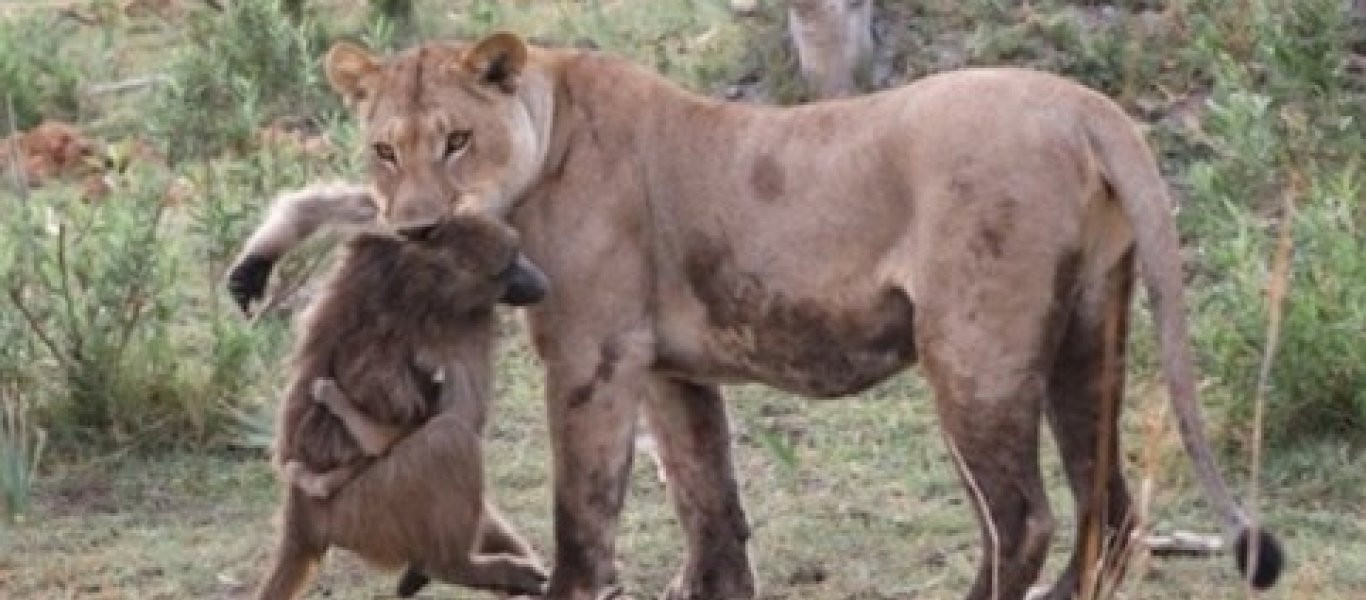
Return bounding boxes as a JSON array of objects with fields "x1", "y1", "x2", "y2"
[{"x1": 230, "y1": 187, "x2": 550, "y2": 600}]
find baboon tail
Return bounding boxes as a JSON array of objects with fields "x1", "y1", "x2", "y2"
[{"x1": 1085, "y1": 99, "x2": 1283, "y2": 589}]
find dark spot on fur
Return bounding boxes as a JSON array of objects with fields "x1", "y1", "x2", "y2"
[
  {"x1": 683, "y1": 242, "x2": 915, "y2": 398},
  {"x1": 567, "y1": 383, "x2": 594, "y2": 409},
  {"x1": 749, "y1": 154, "x2": 786, "y2": 202},
  {"x1": 977, "y1": 226, "x2": 1004, "y2": 258},
  {"x1": 595, "y1": 340, "x2": 622, "y2": 382}
]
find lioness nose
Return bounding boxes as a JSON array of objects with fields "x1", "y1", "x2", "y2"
[{"x1": 398, "y1": 223, "x2": 438, "y2": 242}]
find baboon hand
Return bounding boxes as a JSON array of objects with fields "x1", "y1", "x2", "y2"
[
  {"x1": 226, "y1": 254, "x2": 275, "y2": 316},
  {"x1": 310, "y1": 378, "x2": 343, "y2": 411}
]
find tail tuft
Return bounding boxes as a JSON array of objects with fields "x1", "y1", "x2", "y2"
[{"x1": 1234, "y1": 527, "x2": 1284, "y2": 589}]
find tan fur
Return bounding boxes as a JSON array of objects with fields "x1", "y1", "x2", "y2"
[
  {"x1": 236, "y1": 34, "x2": 1281, "y2": 600},
  {"x1": 248, "y1": 202, "x2": 546, "y2": 600}
]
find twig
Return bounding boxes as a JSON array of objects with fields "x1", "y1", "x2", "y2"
[
  {"x1": 1243, "y1": 169, "x2": 1299, "y2": 595},
  {"x1": 5, "y1": 287, "x2": 70, "y2": 370},
  {"x1": 4, "y1": 96, "x2": 28, "y2": 201},
  {"x1": 946, "y1": 435, "x2": 998, "y2": 600},
  {"x1": 83, "y1": 74, "x2": 173, "y2": 96},
  {"x1": 1082, "y1": 294, "x2": 1123, "y2": 598}
]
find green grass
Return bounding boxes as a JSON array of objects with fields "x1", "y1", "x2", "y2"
[
  {"x1": 4, "y1": 333, "x2": 1365, "y2": 598},
  {"x1": 1, "y1": 0, "x2": 1363, "y2": 597}
]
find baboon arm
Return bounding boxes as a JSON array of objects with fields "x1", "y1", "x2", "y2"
[
  {"x1": 239, "y1": 182, "x2": 377, "y2": 260},
  {"x1": 313, "y1": 378, "x2": 405, "y2": 457},
  {"x1": 227, "y1": 182, "x2": 376, "y2": 314}
]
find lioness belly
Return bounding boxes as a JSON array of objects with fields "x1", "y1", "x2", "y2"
[{"x1": 660, "y1": 250, "x2": 917, "y2": 398}]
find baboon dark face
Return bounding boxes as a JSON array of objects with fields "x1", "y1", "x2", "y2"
[{"x1": 496, "y1": 254, "x2": 547, "y2": 306}]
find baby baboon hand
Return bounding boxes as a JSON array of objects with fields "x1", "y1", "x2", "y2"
[
  {"x1": 226, "y1": 254, "x2": 275, "y2": 316},
  {"x1": 283, "y1": 460, "x2": 335, "y2": 500},
  {"x1": 310, "y1": 378, "x2": 343, "y2": 411}
]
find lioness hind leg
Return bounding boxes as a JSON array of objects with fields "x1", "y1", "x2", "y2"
[
  {"x1": 1039, "y1": 250, "x2": 1138, "y2": 600},
  {"x1": 644, "y1": 378, "x2": 755, "y2": 600},
  {"x1": 914, "y1": 251, "x2": 1073, "y2": 600}
]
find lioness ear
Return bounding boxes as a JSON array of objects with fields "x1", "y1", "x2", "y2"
[
  {"x1": 325, "y1": 42, "x2": 381, "y2": 106},
  {"x1": 462, "y1": 32, "x2": 528, "y2": 93}
]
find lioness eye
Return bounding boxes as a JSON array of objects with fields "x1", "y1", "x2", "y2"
[
  {"x1": 373, "y1": 143, "x2": 396, "y2": 163},
  {"x1": 444, "y1": 130, "x2": 471, "y2": 158}
]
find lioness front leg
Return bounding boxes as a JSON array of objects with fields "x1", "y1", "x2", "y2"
[
  {"x1": 643, "y1": 377, "x2": 755, "y2": 600},
  {"x1": 311, "y1": 378, "x2": 404, "y2": 456},
  {"x1": 541, "y1": 357, "x2": 642, "y2": 600}
]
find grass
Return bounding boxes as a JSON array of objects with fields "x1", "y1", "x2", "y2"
[
  {"x1": 3, "y1": 333, "x2": 1365, "y2": 598},
  {"x1": 0, "y1": 0, "x2": 1363, "y2": 598}
]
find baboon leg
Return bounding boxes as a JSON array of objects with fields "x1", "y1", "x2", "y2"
[
  {"x1": 397, "y1": 504, "x2": 543, "y2": 598},
  {"x1": 644, "y1": 377, "x2": 754, "y2": 600},
  {"x1": 283, "y1": 459, "x2": 361, "y2": 500},
  {"x1": 915, "y1": 245, "x2": 1074, "y2": 600},
  {"x1": 312, "y1": 378, "x2": 404, "y2": 456},
  {"x1": 478, "y1": 500, "x2": 543, "y2": 561},
  {"x1": 1039, "y1": 250, "x2": 1138, "y2": 600},
  {"x1": 424, "y1": 550, "x2": 548, "y2": 596},
  {"x1": 395, "y1": 566, "x2": 430, "y2": 598},
  {"x1": 255, "y1": 494, "x2": 326, "y2": 600}
]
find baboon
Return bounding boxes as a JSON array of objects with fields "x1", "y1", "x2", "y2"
[{"x1": 233, "y1": 186, "x2": 550, "y2": 600}]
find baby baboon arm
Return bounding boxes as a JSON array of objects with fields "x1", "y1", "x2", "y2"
[
  {"x1": 283, "y1": 459, "x2": 360, "y2": 500},
  {"x1": 226, "y1": 182, "x2": 376, "y2": 315},
  {"x1": 311, "y1": 378, "x2": 405, "y2": 457}
]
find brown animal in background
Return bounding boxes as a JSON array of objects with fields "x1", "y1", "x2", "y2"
[
  {"x1": 232, "y1": 187, "x2": 550, "y2": 600},
  {"x1": 230, "y1": 33, "x2": 1283, "y2": 600},
  {"x1": 788, "y1": 0, "x2": 875, "y2": 98}
]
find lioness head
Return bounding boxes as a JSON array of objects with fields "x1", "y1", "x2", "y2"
[{"x1": 325, "y1": 33, "x2": 549, "y2": 237}]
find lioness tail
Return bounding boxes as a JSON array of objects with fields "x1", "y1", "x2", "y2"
[{"x1": 1085, "y1": 103, "x2": 1284, "y2": 589}]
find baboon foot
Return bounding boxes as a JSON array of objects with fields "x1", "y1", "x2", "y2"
[{"x1": 396, "y1": 566, "x2": 430, "y2": 597}]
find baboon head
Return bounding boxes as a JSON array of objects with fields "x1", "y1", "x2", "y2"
[
  {"x1": 324, "y1": 33, "x2": 546, "y2": 236},
  {"x1": 396, "y1": 213, "x2": 549, "y2": 309}
]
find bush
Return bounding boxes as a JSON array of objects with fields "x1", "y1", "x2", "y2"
[
  {"x1": 150, "y1": 0, "x2": 336, "y2": 161},
  {"x1": 0, "y1": 15, "x2": 83, "y2": 131},
  {"x1": 0, "y1": 166, "x2": 291, "y2": 454},
  {"x1": 1180, "y1": 0, "x2": 1365, "y2": 449}
]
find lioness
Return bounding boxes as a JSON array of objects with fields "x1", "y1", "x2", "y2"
[
  {"x1": 229, "y1": 33, "x2": 1283, "y2": 600},
  {"x1": 242, "y1": 187, "x2": 549, "y2": 599}
]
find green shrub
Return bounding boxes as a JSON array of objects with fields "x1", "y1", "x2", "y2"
[
  {"x1": 0, "y1": 15, "x2": 83, "y2": 131},
  {"x1": 1180, "y1": 0, "x2": 1365, "y2": 449},
  {"x1": 0, "y1": 166, "x2": 290, "y2": 453},
  {"x1": 150, "y1": 0, "x2": 336, "y2": 161}
]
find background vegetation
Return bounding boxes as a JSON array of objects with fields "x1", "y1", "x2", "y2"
[{"x1": 1, "y1": 0, "x2": 1362, "y2": 598}]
